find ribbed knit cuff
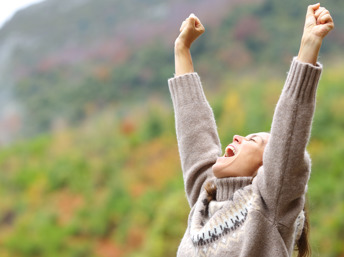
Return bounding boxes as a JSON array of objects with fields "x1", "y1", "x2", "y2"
[
  {"x1": 283, "y1": 57, "x2": 322, "y2": 103},
  {"x1": 215, "y1": 177, "x2": 252, "y2": 202},
  {"x1": 168, "y1": 73, "x2": 209, "y2": 109}
]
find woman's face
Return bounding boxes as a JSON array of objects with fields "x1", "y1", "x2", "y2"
[{"x1": 212, "y1": 132, "x2": 270, "y2": 178}]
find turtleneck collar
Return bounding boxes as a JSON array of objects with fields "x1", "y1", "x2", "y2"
[{"x1": 215, "y1": 177, "x2": 252, "y2": 201}]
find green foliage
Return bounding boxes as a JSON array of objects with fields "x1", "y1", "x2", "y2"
[
  {"x1": 4, "y1": 0, "x2": 344, "y2": 139},
  {"x1": 1, "y1": 65, "x2": 344, "y2": 257},
  {"x1": 13, "y1": 40, "x2": 174, "y2": 138},
  {"x1": 0, "y1": 1, "x2": 344, "y2": 256},
  {"x1": 0, "y1": 101, "x2": 184, "y2": 257}
]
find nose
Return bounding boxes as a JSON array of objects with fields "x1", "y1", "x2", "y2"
[{"x1": 233, "y1": 135, "x2": 244, "y2": 144}]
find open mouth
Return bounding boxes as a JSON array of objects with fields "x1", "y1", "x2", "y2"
[{"x1": 225, "y1": 145, "x2": 236, "y2": 157}]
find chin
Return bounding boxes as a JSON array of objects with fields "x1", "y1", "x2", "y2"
[
  {"x1": 212, "y1": 164, "x2": 234, "y2": 178},
  {"x1": 212, "y1": 156, "x2": 243, "y2": 178},
  {"x1": 212, "y1": 162, "x2": 225, "y2": 178},
  {"x1": 212, "y1": 163, "x2": 258, "y2": 178}
]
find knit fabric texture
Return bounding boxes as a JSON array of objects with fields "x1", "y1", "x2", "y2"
[{"x1": 168, "y1": 58, "x2": 322, "y2": 257}]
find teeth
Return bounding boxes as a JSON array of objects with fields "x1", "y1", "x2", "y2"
[
  {"x1": 228, "y1": 145, "x2": 236, "y2": 155},
  {"x1": 225, "y1": 145, "x2": 236, "y2": 157}
]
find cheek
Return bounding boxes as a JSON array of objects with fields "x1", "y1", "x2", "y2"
[
  {"x1": 247, "y1": 148, "x2": 264, "y2": 166},
  {"x1": 255, "y1": 150, "x2": 264, "y2": 166}
]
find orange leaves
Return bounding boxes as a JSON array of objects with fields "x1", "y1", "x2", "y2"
[
  {"x1": 126, "y1": 227, "x2": 145, "y2": 249},
  {"x1": 53, "y1": 189, "x2": 84, "y2": 226},
  {"x1": 124, "y1": 137, "x2": 179, "y2": 198},
  {"x1": 95, "y1": 239, "x2": 123, "y2": 257},
  {"x1": 120, "y1": 118, "x2": 136, "y2": 136}
]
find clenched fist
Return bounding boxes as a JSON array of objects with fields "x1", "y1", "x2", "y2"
[
  {"x1": 298, "y1": 4, "x2": 334, "y2": 65},
  {"x1": 303, "y1": 3, "x2": 334, "y2": 42},
  {"x1": 175, "y1": 13, "x2": 205, "y2": 50}
]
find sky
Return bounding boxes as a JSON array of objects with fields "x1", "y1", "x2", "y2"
[{"x1": 0, "y1": 0, "x2": 46, "y2": 29}]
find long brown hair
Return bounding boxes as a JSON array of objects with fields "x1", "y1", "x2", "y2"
[
  {"x1": 295, "y1": 198, "x2": 311, "y2": 257},
  {"x1": 204, "y1": 181, "x2": 311, "y2": 257},
  {"x1": 204, "y1": 180, "x2": 217, "y2": 201}
]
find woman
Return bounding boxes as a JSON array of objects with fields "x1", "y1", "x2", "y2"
[{"x1": 168, "y1": 4, "x2": 334, "y2": 257}]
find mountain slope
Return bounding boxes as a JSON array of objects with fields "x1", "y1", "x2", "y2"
[{"x1": 0, "y1": 0, "x2": 343, "y2": 142}]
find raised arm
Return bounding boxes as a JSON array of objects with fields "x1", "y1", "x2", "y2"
[
  {"x1": 169, "y1": 14, "x2": 221, "y2": 207},
  {"x1": 174, "y1": 14, "x2": 205, "y2": 76},
  {"x1": 255, "y1": 4, "x2": 334, "y2": 226},
  {"x1": 297, "y1": 3, "x2": 334, "y2": 65}
]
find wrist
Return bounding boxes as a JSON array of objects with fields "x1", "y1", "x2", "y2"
[
  {"x1": 300, "y1": 34, "x2": 322, "y2": 49},
  {"x1": 297, "y1": 36, "x2": 322, "y2": 65},
  {"x1": 174, "y1": 38, "x2": 191, "y2": 52}
]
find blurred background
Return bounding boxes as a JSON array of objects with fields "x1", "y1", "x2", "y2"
[{"x1": 0, "y1": 0, "x2": 343, "y2": 256}]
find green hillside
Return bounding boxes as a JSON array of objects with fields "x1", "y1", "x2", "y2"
[
  {"x1": 0, "y1": 0, "x2": 343, "y2": 256},
  {"x1": 0, "y1": 0, "x2": 344, "y2": 139},
  {"x1": 0, "y1": 65, "x2": 344, "y2": 256}
]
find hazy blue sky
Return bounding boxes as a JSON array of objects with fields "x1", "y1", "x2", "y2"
[{"x1": 0, "y1": 0, "x2": 46, "y2": 28}]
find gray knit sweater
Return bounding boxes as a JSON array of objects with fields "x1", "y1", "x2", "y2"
[{"x1": 168, "y1": 58, "x2": 322, "y2": 257}]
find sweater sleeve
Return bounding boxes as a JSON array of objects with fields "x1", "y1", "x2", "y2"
[
  {"x1": 168, "y1": 73, "x2": 222, "y2": 207},
  {"x1": 255, "y1": 58, "x2": 322, "y2": 227}
]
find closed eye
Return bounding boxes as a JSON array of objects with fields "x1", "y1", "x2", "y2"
[{"x1": 247, "y1": 134, "x2": 266, "y2": 145}]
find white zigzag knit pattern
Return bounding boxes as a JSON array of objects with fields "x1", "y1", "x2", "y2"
[
  {"x1": 189, "y1": 186, "x2": 305, "y2": 256},
  {"x1": 190, "y1": 186, "x2": 259, "y2": 255}
]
